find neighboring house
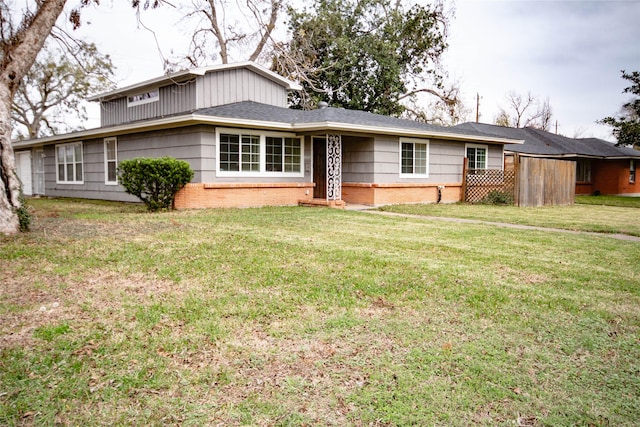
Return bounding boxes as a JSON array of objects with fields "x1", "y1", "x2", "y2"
[
  {"x1": 12, "y1": 62, "x2": 521, "y2": 208},
  {"x1": 456, "y1": 122, "x2": 640, "y2": 196}
]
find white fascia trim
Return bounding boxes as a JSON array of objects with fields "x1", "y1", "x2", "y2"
[
  {"x1": 13, "y1": 114, "x2": 524, "y2": 149},
  {"x1": 89, "y1": 62, "x2": 301, "y2": 102},
  {"x1": 505, "y1": 151, "x2": 640, "y2": 160},
  {"x1": 291, "y1": 121, "x2": 524, "y2": 145}
]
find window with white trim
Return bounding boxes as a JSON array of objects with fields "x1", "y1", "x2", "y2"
[
  {"x1": 399, "y1": 138, "x2": 429, "y2": 177},
  {"x1": 630, "y1": 160, "x2": 636, "y2": 183},
  {"x1": 466, "y1": 144, "x2": 488, "y2": 170},
  {"x1": 217, "y1": 129, "x2": 303, "y2": 177},
  {"x1": 104, "y1": 138, "x2": 118, "y2": 185},
  {"x1": 56, "y1": 142, "x2": 83, "y2": 184},
  {"x1": 576, "y1": 159, "x2": 592, "y2": 183},
  {"x1": 127, "y1": 89, "x2": 159, "y2": 107}
]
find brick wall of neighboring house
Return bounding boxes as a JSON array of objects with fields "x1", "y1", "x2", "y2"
[
  {"x1": 592, "y1": 159, "x2": 640, "y2": 195},
  {"x1": 174, "y1": 183, "x2": 314, "y2": 209},
  {"x1": 342, "y1": 183, "x2": 462, "y2": 206},
  {"x1": 575, "y1": 182, "x2": 594, "y2": 195}
]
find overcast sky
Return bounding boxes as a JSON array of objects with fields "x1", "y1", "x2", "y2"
[{"x1": 73, "y1": 0, "x2": 640, "y2": 141}]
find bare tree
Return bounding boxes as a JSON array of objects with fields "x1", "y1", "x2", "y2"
[
  {"x1": 0, "y1": 0, "x2": 160, "y2": 235},
  {"x1": 495, "y1": 91, "x2": 553, "y2": 131},
  {"x1": 171, "y1": 0, "x2": 282, "y2": 68},
  {"x1": 11, "y1": 41, "x2": 115, "y2": 139}
]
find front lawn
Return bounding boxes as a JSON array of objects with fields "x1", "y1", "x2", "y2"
[
  {"x1": 1, "y1": 198, "x2": 639, "y2": 426},
  {"x1": 379, "y1": 198, "x2": 640, "y2": 236}
]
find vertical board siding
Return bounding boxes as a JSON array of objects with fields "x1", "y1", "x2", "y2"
[
  {"x1": 100, "y1": 80, "x2": 198, "y2": 126},
  {"x1": 516, "y1": 157, "x2": 575, "y2": 207},
  {"x1": 199, "y1": 69, "x2": 287, "y2": 109}
]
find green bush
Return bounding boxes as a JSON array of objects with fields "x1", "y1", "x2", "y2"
[
  {"x1": 480, "y1": 190, "x2": 514, "y2": 205},
  {"x1": 118, "y1": 157, "x2": 194, "y2": 212},
  {"x1": 16, "y1": 191, "x2": 31, "y2": 232}
]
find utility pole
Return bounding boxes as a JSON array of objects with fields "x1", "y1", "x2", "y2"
[
  {"x1": 475, "y1": 93, "x2": 481, "y2": 123},
  {"x1": 555, "y1": 120, "x2": 558, "y2": 135}
]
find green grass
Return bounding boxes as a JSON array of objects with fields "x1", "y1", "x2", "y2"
[
  {"x1": 379, "y1": 197, "x2": 640, "y2": 236},
  {"x1": 576, "y1": 194, "x2": 640, "y2": 208},
  {"x1": 1, "y1": 198, "x2": 639, "y2": 426}
]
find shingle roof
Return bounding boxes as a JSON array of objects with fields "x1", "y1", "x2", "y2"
[
  {"x1": 455, "y1": 122, "x2": 640, "y2": 159},
  {"x1": 195, "y1": 101, "x2": 511, "y2": 138}
]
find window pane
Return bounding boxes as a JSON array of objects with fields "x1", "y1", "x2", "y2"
[
  {"x1": 75, "y1": 144, "x2": 83, "y2": 162},
  {"x1": 66, "y1": 145, "x2": 74, "y2": 163},
  {"x1": 58, "y1": 164, "x2": 65, "y2": 181},
  {"x1": 107, "y1": 162, "x2": 117, "y2": 182},
  {"x1": 476, "y1": 148, "x2": 486, "y2": 169},
  {"x1": 466, "y1": 147, "x2": 476, "y2": 169},
  {"x1": 241, "y1": 135, "x2": 260, "y2": 172},
  {"x1": 220, "y1": 134, "x2": 240, "y2": 171},
  {"x1": 266, "y1": 137, "x2": 283, "y2": 172},
  {"x1": 57, "y1": 146, "x2": 65, "y2": 163},
  {"x1": 284, "y1": 138, "x2": 301, "y2": 172},
  {"x1": 415, "y1": 143, "x2": 427, "y2": 174},
  {"x1": 75, "y1": 162, "x2": 83, "y2": 182},
  {"x1": 106, "y1": 140, "x2": 116, "y2": 160},
  {"x1": 67, "y1": 164, "x2": 74, "y2": 181},
  {"x1": 401, "y1": 142, "x2": 413, "y2": 174}
]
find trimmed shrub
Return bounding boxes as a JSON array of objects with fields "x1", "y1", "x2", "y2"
[{"x1": 118, "y1": 157, "x2": 194, "y2": 212}]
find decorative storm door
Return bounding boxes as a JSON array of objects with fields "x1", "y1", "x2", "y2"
[{"x1": 313, "y1": 135, "x2": 342, "y2": 201}]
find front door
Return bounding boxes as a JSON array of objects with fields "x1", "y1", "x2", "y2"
[
  {"x1": 15, "y1": 151, "x2": 33, "y2": 196},
  {"x1": 313, "y1": 137, "x2": 326, "y2": 199},
  {"x1": 34, "y1": 149, "x2": 45, "y2": 195}
]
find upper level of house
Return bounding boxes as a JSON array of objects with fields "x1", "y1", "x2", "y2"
[{"x1": 89, "y1": 62, "x2": 302, "y2": 127}]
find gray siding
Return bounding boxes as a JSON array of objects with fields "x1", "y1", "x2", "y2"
[
  {"x1": 100, "y1": 81, "x2": 198, "y2": 126},
  {"x1": 197, "y1": 68, "x2": 288, "y2": 109},
  {"x1": 99, "y1": 68, "x2": 288, "y2": 127},
  {"x1": 344, "y1": 136, "x2": 503, "y2": 184},
  {"x1": 342, "y1": 136, "x2": 375, "y2": 182}
]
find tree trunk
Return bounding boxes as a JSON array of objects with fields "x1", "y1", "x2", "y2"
[
  {"x1": 0, "y1": 0, "x2": 67, "y2": 235},
  {"x1": 0, "y1": 88, "x2": 20, "y2": 235}
]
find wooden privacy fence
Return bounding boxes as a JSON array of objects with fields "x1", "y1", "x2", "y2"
[{"x1": 463, "y1": 155, "x2": 575, "y2": 207}]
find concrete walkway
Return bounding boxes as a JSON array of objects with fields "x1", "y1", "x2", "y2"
[{"x1": 347, "y1": 206, "x2": 640, "y2": 243}]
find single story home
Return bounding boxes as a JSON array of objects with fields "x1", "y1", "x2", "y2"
[
  {"x1": 455, "y1": 122, "x2": 640, "y2": 196},
  {"x1": 12, "y1": 62, "x2": 522, "y2": 208}
]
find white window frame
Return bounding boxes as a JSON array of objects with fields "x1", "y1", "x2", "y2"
[
  {"x1": 104, "y1": 137, "x2": 118, "y2": 185},
  {"x1": 55, "y1": 142, "x2": 84, "y2": 184},
  {"x1": 465, "y1": 143, "x2": 489, "y2": 170},
  {"x1": 127, "y1": 89, "x2": 159, "y2": 107},
  {"x1": 630, "y1": 160, "x2": 636, "y2": 184},
  {"x1": 215, "y1": 128, "x2": 304, "y2": 178},
  {"x1": 399, "y1": 138, "x2": 429, "y2": 178}
]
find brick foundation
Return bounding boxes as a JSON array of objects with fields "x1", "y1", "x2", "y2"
[
  {"x1": 174, "y1": 182, "x2": 314, "y2": 209},
  {"x1": 342, "y1": 183, "x2": 462, "y2": 206}
]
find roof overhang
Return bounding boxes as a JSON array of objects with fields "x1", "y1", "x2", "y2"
[
  {"x1": 13, "y1": 114, "x2": 524, "y2": 149},
  {"x1": 88, "y1": 62, "x2": 302, "y2": 102},
  {"x1": 504, "y1": 150, "x2": 640, "y2": 160}
]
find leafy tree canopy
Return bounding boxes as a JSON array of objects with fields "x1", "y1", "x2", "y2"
[
  {"x1": 273, "y1": 0, "x2": 452, "y2": 118},
  {"x1": 600, "y1": 70, "x2": 640, "y2": 148}
]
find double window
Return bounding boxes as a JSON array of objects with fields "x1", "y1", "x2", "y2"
[
  {"x1": 400, "y1": 138, "x2": 429, "y2": 177},
  {"x1": 56, "y1": 142, "x2": 83, "y2": 184},
  {"x1": 466, "y1": 144, "x2": 488, "y2": 170},
  {"x1": 217, "y1": 129, "x2": 303, "y2": 177},
  {"x1": 104, "y1": 138, "x2": 118, "y2": 185}
]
